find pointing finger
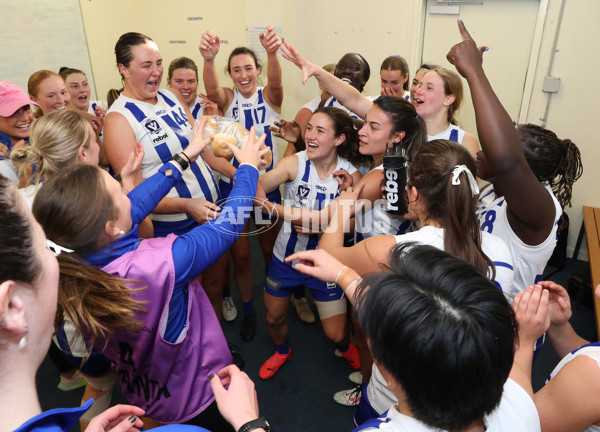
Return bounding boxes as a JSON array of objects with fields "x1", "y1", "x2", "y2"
[{"x1": 457, "y1": 18, "x2": 473, "y2": 41}]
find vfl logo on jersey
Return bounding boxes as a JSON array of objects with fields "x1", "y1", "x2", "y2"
[
  {"x1": 295, "y1": 184, "x2": 311, "y2": 207},
  {"x1": 143, "y1": 119, "x2": 168, "y2": 145},
  {"x1": 231, "y1": 106, "x2": 239, "y2": 121}
]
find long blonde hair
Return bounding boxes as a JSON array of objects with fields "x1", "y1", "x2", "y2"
[{"x1": 11, "y1": 110, "x2": 91, "y2": 186}]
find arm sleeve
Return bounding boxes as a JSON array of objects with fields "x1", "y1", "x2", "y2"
[
  {"x1": 127, "y1": 162, "x2": 183, "y2": 224},
  {"x1": 172, "y1": 164, "x2": 259, "y2": 285}
]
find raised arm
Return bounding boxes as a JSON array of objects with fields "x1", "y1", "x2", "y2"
[
  {"x1": 174, "y1": 130, "x2": 269, "y2": 283},
  {"x1": 317, "y1": 184, "x2": 395, "y2": 275},
  {"x1": 447, "y1": 20, "x2": 556, "y2": 243},
  {"x1": 260, "y1": 26, "x2": 283, "y2": 110},
  {"x1": 281, "y1": 41, "x2": 372, "y2": 119},
  {"x1": 200, "y1": 30, "x2": 234, "y2": 111}
]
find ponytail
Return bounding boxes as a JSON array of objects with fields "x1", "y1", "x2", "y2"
[{"x1": 409, "y1": 140, "x2": 494, "y2": 277}]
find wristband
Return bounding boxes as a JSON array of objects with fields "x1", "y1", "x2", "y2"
[
  {"x1": 180, "y1": 151, "x2": 191, "y2": 163},
  {"x1": 203, "y1": 54, "x2": 217, "y2": 61},
  {"x1": 344, "y1": 276, "x2": 362, "y2": 294},
  {"x1": 238, "y1": 416, "x2": 273, "y2": 432},
  {"x1": 335, "y1": 266, "x2": 349, "y2": 284},
  {"x1": 171, "y1": 153, "x2": 189, "y2": 171}
]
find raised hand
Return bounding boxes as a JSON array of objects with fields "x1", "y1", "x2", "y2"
[
  {"x1": 0, "y1": 143, "x2": 9, "y2": 158},
  {"x1": 280, "y1": 41, "x2": 321, "y2": 85},
  {"x1": 198, "y1": 93, "x2": 220, "y2": 116},
  {"x1": 269, "y1": 119, "x2": 301, "y2": 144},
  {"x1": 380, "y1": 85, "x2": 397, "y2": 97},
  {"x1": 185, "y1": 198, "x2": 221, "y2": 224},
  {"x1": 200, "y1": 30, "x2": 221, "y2": 60},
  {"x1": 120, "y1": 141, "x2": 144, "y2": 192},
  {"x1": 186, "y1": 116, "x2": 215, "y2": 159},
  {"x1": 336, "y1": 183, "x2": 365, "y2": 217},
  {"x1": 333, "y1": 168, "x2": 353, "y2": 191},
  {"x1": 94, "y1": 104, "x2": 107, "y2": 118},
  {"x1": 446, "y1": 19, "x2": 488, "y2": 80},
  {"x1": 259, "y1": 26, "x2": 282, "y2": 54},
  {"x1": 226, "y1": 126, "x2": 269, "y2": 169}
]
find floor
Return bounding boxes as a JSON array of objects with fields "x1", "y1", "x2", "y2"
[{"x1": 36, "y1": 235, "x2": 597, "y2": 432}]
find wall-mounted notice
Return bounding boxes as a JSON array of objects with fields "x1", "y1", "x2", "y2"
[{"x1": 246, "y1": 24, "x2": 284, "y2": 58}]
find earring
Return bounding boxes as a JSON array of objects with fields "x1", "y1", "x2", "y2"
[
  {"x1": 119, "y1": 230, "x2": 125, "y2": 236},
  {"x1": 19, "y1": 323, "x2": 28, "y2": 350}
]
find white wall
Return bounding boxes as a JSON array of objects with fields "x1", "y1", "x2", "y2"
[{"x1": 523, "y1": 0, "x2": 600, "y2": 260}]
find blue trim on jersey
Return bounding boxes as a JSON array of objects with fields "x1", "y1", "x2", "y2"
[
  {"x1": 124, "y1": 101, "x2": 146, "y2": 122},
  {"x1": 352, "y1": 410, "x2": 391, "y2": 432},
  {"x1": 158, "y1": 90, "x2": 176, "y2": 107},
  {"x1": 449, "y1": 128, "x2": 459, "y2": 142},
  {"x1": 571, "y1": 341, "x2": 600, "y2": 355},
  {"x1": 493, "y1": 261, "x2": 514, "y2": 270},
  {"x1": 301, "y1": 159, "x2": 311, "y2": 182},
  {"x1": 284, "y1": 225, "x2": 300, "y2": 258},
  {"x1": 160, "y1": 114, "x2": 190, "y2": 147},
  {"x1": 192, "y1": 104, "x2": 202, "y2": 118},
  {"x1": 189, "y1": 157, "x2": 217, "y2": 202}
]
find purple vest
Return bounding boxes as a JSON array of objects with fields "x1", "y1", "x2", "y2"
[{"x1": 98, "y1": 234, "x2": 232, "y2": 423}]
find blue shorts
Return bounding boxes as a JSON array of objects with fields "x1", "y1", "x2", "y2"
[
  {"x1": 219, "y1": 178, "x2": 281, "y2": 223},
  {"x1": 55, "y1": 330, "x2": 112, "y2": 377},
  {"x1": 264, "y1": 255, "x2": 344, "y2": 302},
  {"x1": 153, "y1": 217, "x2": 199, "y2": 237}
]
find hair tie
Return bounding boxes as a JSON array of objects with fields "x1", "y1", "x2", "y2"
[
  {"x1": 415, "y1": 114, "x2": 419, "y2": 120},
  {"x1": 46, "y1": 239, "x2": 74, "y2": 256},
  {"x1": 451, "y1": 165, "x2": 479, "y2": 197}
]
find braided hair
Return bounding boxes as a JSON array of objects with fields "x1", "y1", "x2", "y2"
[{"x1": 518, "y1": 124, "x2": 583, "y2": 208}]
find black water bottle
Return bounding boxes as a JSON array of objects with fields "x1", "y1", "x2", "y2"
[{"x1": 383, "y1": 142, "x2": 408, "y2": 215}]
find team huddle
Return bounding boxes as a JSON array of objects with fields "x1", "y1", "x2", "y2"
[{"x1": 1, "y1": 18, "x2": 596, "y2": 432}]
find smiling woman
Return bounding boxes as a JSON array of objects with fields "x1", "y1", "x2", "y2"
[
  {"x1": 59, "y1": 67, "x2": 107, "y2": 118},
  {"x1": 27, "y1": 70, "x2": 71, "y2": 117}
]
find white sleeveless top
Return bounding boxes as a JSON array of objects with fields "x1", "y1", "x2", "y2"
[
  {"x1": 545, "y1": 342, "x2": 600, "y2": 432},
  {"x1": 476, "y1": 184, "x2": 561, "y2": 300},
  {"x1": 427, "y1": 123, "x2": 465, "y2": 144},
  {"x1": 107, "y1": 90, "x2": 219, "y2": 222},
  {"x1": 224, "y1": 87, "x2": 280, "y2": 175},
  {"x1": 272, "y1": 151, "x2": 357, "y2": 262}
]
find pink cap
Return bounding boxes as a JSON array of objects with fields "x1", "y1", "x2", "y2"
[{"x1": 0, "y1": 81, "x2": 40, "y2": 117}]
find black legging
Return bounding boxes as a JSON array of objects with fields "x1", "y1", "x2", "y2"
[{"x1": 185, "y1": 400, "x2": 234, "y2": 432}]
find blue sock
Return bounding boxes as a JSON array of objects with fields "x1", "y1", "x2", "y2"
[
  {"x1": 242, "y1": 300, "x2": 255, "y2": 316},
  {"x1": 336, "y1": 343, "x2": 349, "y2": 353},
  {"x1": 276, "y1": 342, "x2": 290, "y2": 355},
  {"x1": 223, "y1": 285, "x2": 231, "y2": 298}
]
